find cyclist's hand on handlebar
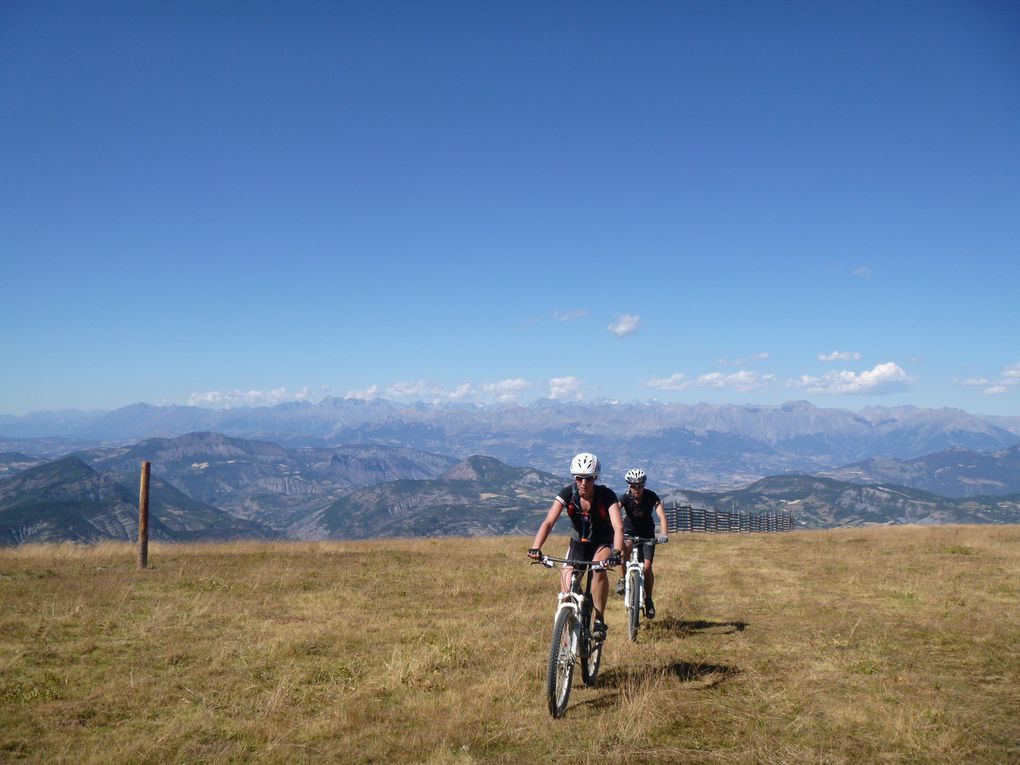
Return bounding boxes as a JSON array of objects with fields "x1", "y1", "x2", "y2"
[
  {"x1": 527, "y1": 548, "x2": 542, "y2": 561},
  {"x1": 656, "y1": 534, "x2": 669, "y2": 544},
  {"x1": 606, "y1": 550, "x2": 622, "y2": 567}
]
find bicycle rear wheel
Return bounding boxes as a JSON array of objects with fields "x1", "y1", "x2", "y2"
[
  {"x1": 580, "y1": 597, "x2": 602, "y2": 687},
  {"x1": 546, "y1": 608, "x2": 577, "y2": 717},
  {"x1": 627, "y1": 569, "x2": 641, "y2": 642}
]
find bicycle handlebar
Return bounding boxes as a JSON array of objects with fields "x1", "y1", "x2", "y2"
[
  {"x1": 625, "y1": 535, "x2": 667, "y2": 544},
  {"x1": 532, "y1": 555, "x2": 613, "y2": 570}
]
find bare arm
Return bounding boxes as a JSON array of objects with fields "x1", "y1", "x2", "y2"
[
  {"x1": 655, "y1": 501, "x2": 669, "y2": 539},
  {"x1": 609, "y1": 502, "x2": 625, "y2": 554},
  {"x1": 530, "y1": 498, "x2": 565, "y2": 552}
]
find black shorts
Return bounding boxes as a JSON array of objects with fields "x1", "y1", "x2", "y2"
[
  {"x1": 565, "y1": 538, "x2": 612, "y2": 563},
  {"x1": 630, "y1": 539, "x2": 657, "y2": 563}
]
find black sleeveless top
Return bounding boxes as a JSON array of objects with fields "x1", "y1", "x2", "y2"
[
  {"x1": 555, "y1": 484, "x2": 618, "y2": 544},
  {"x1": 619, "y1": 488, "x2": 662, "y2": 537}
]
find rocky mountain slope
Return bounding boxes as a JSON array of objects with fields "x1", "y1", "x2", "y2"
[
  {"x1": 0, "y1": 457, "x2": 277, "y2": 544},
  {"x1": 819, "y1": 445, "x2": 1020, "y2": 497},
  {"x1": 298, "y1": 456, "x2": 563, "y2": 539},
  {"x1": 69, "y1": 432, "x2": 458, "y2": 532},
  {"x1": 667, "y1": 475, "x2": 1020, "y2": 529},
  {"x1": 0, "y1": 452, "x2": 42, "y2": 479}
]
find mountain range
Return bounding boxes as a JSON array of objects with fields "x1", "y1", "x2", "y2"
[
  {"x1": 3, "y1": 399, "x2": 1020, "y2": 491},
  {"x1": 3, "y1": 399, "x2": 1019, "y2": 543},
  {"x1": 2, "y1": 428, "x2": 1020, "y2": 544}
]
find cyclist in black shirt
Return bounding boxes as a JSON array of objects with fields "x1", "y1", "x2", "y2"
[
  {"x1": 615, "y1": 468, "x2": 669, "y2": 618},
  {"x1": 528, "y1": 452, "x2": 624, "y2": 641}
]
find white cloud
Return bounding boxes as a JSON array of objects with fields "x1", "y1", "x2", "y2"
[
  {"x1": 979, "y1": 363, "x2": 1020, "y2": 396},
  {"x1": 344, "y1": 385, "x2": 379, "y2": 400},
  {"x1": 553, "y1": 309, "x2": 588, "y2": 322},
  {"x1": 549, "y1": 376, "x2": 585, "y2": 400},
  {"x1": 696, "y1": 370, "x2": 777, "y2": 392},
  {"x1": 718, "y1": 353, "x2": 769, "y2": 366},
  {"x1": 449, "y1": 378, "x2": 532, "y2": 403},
  {"x1": 645, "y1": 370, "x2": 775, "y2": 392},
  {"x1": 607, "y1": 314, "x2": 641, "y2": 337},
  {"x1": 188, "y1": 387, "x2": 312, "y2": 408},
  {"x1": 818, "y1": 351, "x2": 862, "y2": 362},
  {"x1": 958, "y1": 377, "x2": 989, "y2": 387},
  {"x1": 489, "y1": 378, "x2": 531, "y2": 395},
  {"x1": 645, "y1": 373, "x2": 687, "y2": 390},
  {"x1": 383, "y1": 378, "x2": 533, "y2": 404},
  {"x1": 386, "y1": 380, "x2": 443, "y2": 399},
  {"x1": 851, "y1": 266, "x2": 873, "y2": 279},
  {"x1": 791, "y1": 362, "x2": 914, "y2": 395}
]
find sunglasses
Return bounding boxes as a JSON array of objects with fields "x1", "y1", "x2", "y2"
[{"x1": 574, "y1": 475, "x2": 595, "y2": 483}]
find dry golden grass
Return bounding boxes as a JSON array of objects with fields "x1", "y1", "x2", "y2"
[{"x1": 2, "y1": 526, "x2": 1019, "y2": 763}]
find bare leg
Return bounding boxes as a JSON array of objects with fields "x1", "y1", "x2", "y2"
[
  {"x1": 560, "y1": 565, "x2": 573, "y2": 593},
  {"x1": 592, "y1": 546, "x2": 611, "y2": 618}
]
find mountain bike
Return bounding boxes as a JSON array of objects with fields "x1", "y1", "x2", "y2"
[
  {"x1": 623, "y1": 536, "x2": 666, "y2": 642},
  {"x1": 533, "y1": 555, "x2": 612, "y2": 718}
]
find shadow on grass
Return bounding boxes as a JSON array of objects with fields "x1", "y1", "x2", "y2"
[
  {"x1": 650, "y1": 616, "x2": 749, "y2": 637},
  {"x1": 566, "y1": 658, "x2": 742, "y2": 715},
  {"x1": 572, "y1": 691, "x2": 619, "y2": 712},
  {"x1": 595, "y1": 659, "x2": 740, "y2": 691}
]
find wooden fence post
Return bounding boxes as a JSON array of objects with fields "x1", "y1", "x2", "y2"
[{"x1": 137, "y1": 461, "x2": 150, "y2": 569}]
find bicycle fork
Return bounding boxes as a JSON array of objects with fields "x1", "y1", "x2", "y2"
[
  {"x1": 624, "y1": 562, "x2": 644, "y2": 614},
  {"x1": 554, "y1": 591, "x2": 583, "y2": 662}
]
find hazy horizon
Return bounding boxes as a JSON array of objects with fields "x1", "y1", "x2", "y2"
[{"x1": 3, "y1": 394, "x2": 1019, "y2": 422}]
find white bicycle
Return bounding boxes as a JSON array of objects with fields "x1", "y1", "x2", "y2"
[
  {"x1": 622, "y1": 536, "x2": 666, "y2": 642},
  {"x1": 532, "y1": 555, "x2": 612, "y2": 718}
]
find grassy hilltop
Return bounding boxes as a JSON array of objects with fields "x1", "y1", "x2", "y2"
[{"x1": 2, "y1": 526, "x2": 1019, "y2": 763}]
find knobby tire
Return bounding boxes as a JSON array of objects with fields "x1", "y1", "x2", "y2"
[
  {"x1": 580, "y1": 596, "x2": 602, "y2": 687},
  {"x1": 627, "y1": 569, "x2": 641, "y2": 642},
  {"x1": 546, "y1": 608, "x2": 577, "y2": 718}
]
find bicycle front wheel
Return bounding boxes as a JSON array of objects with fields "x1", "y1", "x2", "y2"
[
  {"x1": 546, "y1": 608, "x2": 577, "y2": 718},
  {"x1": 580, "y1": 597, "x2": 603, "y2": 687},
  {"x1": 627, "y1": 569, "x2": 641, "y2": 642}
]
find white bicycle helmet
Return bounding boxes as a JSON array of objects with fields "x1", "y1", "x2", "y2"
[
  {"x1": 570, "y1": 452, "x2": 600, "y2": 478},
  {"x1": 625, "y1": 468, "x2": 647, "y2": 485}
]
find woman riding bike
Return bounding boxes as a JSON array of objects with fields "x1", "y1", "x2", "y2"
[
  {"x1": 528, "y1": 452, "x2": 624, "y2": 641},
  {"x1": 615, "y1": 468, "x2": 669, "y2": 618}
]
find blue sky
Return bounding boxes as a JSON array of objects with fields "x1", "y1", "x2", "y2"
[{"x1": 2, "y1": 2, "x2": 1018, "y2": 417}]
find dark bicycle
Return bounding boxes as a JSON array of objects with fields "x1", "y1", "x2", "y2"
[{"x1": 533, "y1": 555, "x2": 611, "y2": 718}]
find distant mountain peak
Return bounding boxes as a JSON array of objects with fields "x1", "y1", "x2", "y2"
[
  {"x1": 780, "y1": 400, "x2": 818, "y2": 411},
  {"x1": 16, "y1": 455, "x2": 96, "y2": 483},
  {"x1": 440, "y1": 455, "x2": 518, "y2": 481}
]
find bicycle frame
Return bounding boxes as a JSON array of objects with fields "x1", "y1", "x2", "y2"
[
  {"x1": 623, "y1": 536, "x2": 660, "y2": 641},
  {"x1": 541, "y1": 555, "x2": 604, "y2": 641},
  {"x1": 555, "y1": 569, "x2": 587, "y2": 619},
  {"x1": 624, "y1": 545, "x2": 645, "y2": 609},
  {"x1": 535, "y1": 555, "x2": 610, "y2": 717}
]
